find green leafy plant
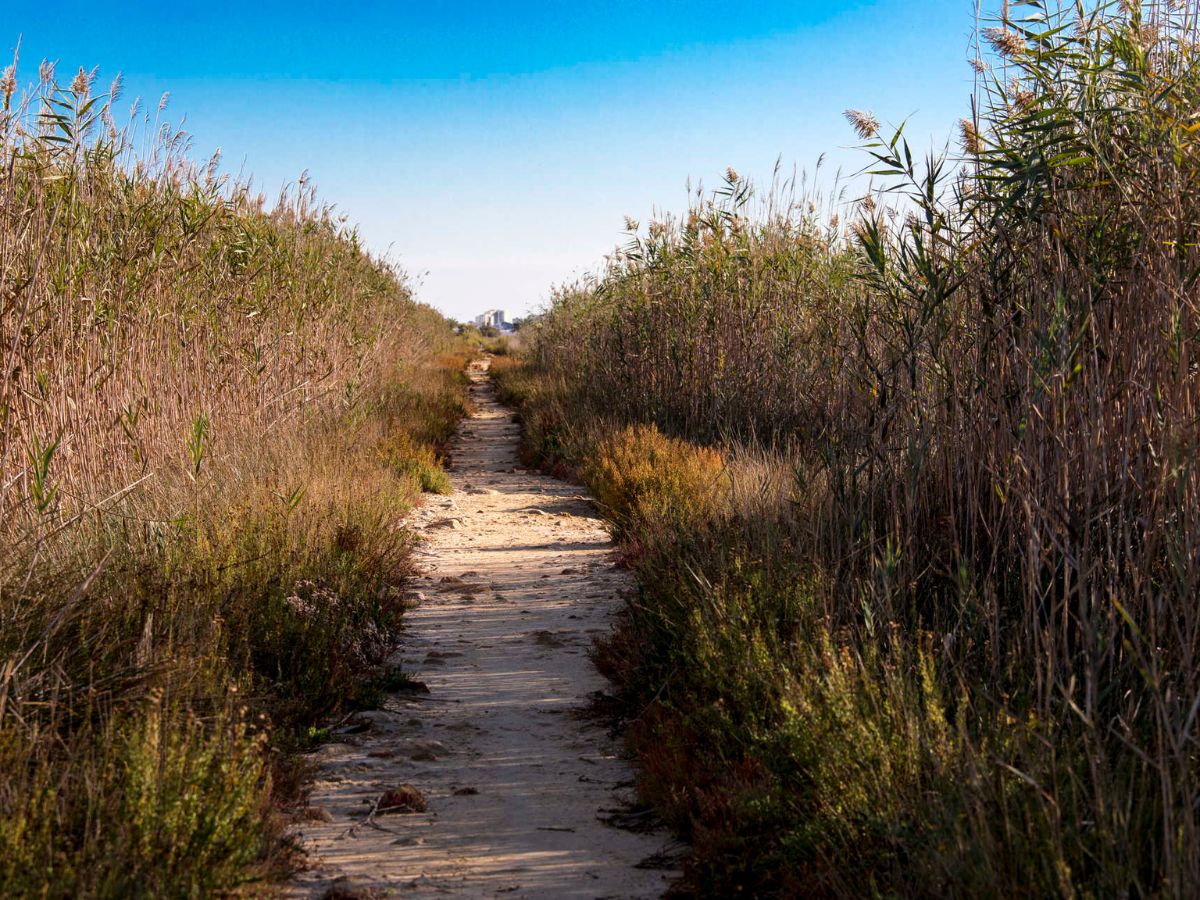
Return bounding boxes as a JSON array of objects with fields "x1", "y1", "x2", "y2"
[
  {"x1": 26, "y1": 433, "x2": 59, "y2": 515},
  {"x1": 186, "y1": 412, "x2": 209, "y2": 478}
]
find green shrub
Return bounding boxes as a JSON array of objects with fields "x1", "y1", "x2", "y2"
[{"x1": 378, "y1": 431, "x2": 454, "y2": 495}]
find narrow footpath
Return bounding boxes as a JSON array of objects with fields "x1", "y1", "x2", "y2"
[{"x1": 291, "y1": 358, "x2": 675, "y2": 898}]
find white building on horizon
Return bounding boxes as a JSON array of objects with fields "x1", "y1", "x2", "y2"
[{"x1": 474, "y1": 309, "x2": 510, "y2": 330}]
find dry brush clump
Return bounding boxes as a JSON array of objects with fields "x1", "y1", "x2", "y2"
[
  {"x1": 511, "y1": 1, "x2": 1200, "y2": 894},
  {"x1": 582, "y1": 424, "x2": 730, "y2": 541},
  {"x1": 0, "y1": 59, "x2": 470, "y2": 894}
]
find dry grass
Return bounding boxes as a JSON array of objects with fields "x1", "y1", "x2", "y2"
[
  {"x1": 583, "y1": 424, "x2": 729, "y2": 539},
  {"x1": 510, "y1": 1, "x2": 1200, "y2": 894},
  {"x1": 0, "y1": 60, "x2": 470, "y2": 893}
]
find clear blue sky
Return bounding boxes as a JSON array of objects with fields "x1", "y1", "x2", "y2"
[{"x1": 6, "y1": 1, "x2": 979, "y2": 320}]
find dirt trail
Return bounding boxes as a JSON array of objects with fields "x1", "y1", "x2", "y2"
[{"x1": 291, "y1": 358, "x2": 675, "y2": 898}]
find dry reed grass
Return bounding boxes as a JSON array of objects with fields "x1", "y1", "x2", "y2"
[
  {"x1": 510, "y1": 1, "x2": 1200, "y2": 893},
  {"x1": 0, "y1": 58, "x2": 470, "y2": 894}
]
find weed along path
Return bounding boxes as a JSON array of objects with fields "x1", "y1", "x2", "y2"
[{"x1": 291, "y1": 357, "x2": 675, "y2": 898}]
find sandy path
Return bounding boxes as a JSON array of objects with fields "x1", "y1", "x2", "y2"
[{"x1": 290, "y1": 358, "x2": 675, "y2": 898}]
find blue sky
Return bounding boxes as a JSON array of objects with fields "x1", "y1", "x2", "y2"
[{"x1": 6, "y1": 1, "x2": 979, "y2": 320}]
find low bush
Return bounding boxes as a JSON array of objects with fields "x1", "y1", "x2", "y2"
[
  {"x1": 582, "y1": 424, "x2": 729, "y2": 540},
  {"x1": 378, "y1": 431, "x2": 454, "y2": 494}
]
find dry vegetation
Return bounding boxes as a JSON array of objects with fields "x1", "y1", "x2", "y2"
[
  {"x1": 497, "y1": 1, "x2": 1200, "y2": 894},
  {"x1": 0, "y1": 61, "x2": 469, "y2": 893}
]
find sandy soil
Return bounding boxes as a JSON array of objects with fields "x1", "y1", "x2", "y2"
[{"x1": 290, "y1": 358, "x2": 676, "y2": 898}]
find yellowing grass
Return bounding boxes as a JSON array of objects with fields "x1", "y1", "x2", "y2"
[
  {"x1": 0, "y1": 62, "x2": 471, "y2": 892},
  {"x1": 505, "y1": 2, "x2": 1200, "y2": 893},
  {"x1": 584, "y1": 424, "x2": 729, "y2": 537}
]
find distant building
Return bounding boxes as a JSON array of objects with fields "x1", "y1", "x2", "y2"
[{"x1": 474, "y1": 309, "x2": 511, "y2": 331}]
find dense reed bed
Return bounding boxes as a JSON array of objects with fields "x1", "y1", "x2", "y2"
[
  {"x1": 499, "y1": 1, "x2": 1200, "y2": 894},
  {"x1": 0, "y1": 61, "x2": 469, "y2": 893}
]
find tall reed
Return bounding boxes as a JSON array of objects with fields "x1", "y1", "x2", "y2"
[
  {"x1": 0, "y1": 58, "x2": 469, "y2": 894},
  {"x1": 514, "y1": 1, "x2": 1200, "y2": 893}
]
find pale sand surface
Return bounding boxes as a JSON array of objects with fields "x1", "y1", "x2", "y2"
[{"x1": 290, "y1": 358, "x2": 676, "y2": 898}]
